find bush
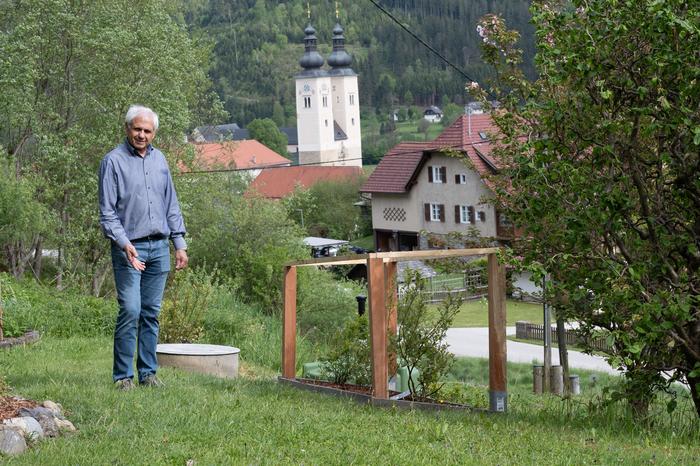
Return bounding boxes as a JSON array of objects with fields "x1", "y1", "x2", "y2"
[
  {"x1": 159, "y1": 267, "x2": 221, "y2": 344},
  {"x1": 0, "y1": 273, "x2": 115, "y2": 338},
  {"x1": 390, "y1": 270, "x2": 462, "y2": 398},
  {"x1": 296, "y1": 267, "x2": 364, "y2": 339},
  {"x1": 320, "y1": 314, "x2": 371, "y2": 385},
  {"x1": 203, "y1": 288, "x2": 322, "y2": 372}
]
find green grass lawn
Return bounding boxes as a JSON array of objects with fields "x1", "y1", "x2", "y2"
[
  {"x1": 2, "y1": 337, "x2": 698, "y2": 464},
  {"x1": 445, "y1": 298, "x2": 544, "y2": 328}
]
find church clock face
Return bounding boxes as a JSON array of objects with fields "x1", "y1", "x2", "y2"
[
  {"x1": 321, "y1": 83, "x2": 329, "y2": 94},
  {"x1": 303, "y1": 83, "x2": 312, "y2": 94}
]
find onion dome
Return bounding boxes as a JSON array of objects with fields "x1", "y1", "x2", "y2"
[
  {"x1": 327, "y1": 23, "x2": 352, "y2": 69},
  {"x1": 299, "y1": 24, "x2": 324, "y2": 70}
]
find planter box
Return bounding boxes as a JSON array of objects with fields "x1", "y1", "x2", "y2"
[{"x1": 278, "y1": 377, "x2": 482, "y2": 413}]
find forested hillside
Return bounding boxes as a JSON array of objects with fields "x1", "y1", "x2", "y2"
[{"x1": 180, "y1": 0, "x2": 535, "y2": 126}]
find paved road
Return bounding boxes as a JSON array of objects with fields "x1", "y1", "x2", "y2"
[{"x1": 445, "y1": 327, "x2": 619, "y2": 375}]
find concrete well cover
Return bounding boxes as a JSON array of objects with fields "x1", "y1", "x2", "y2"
[{"x1": 156, "y1": 344, "x2": 240, "y2": 378}]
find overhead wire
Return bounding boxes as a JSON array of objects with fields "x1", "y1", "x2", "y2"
[{"x1": 365, "y1": 0, "x2": 499, "y2": 100}]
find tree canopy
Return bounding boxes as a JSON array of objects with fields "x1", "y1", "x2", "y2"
[{"x1": 474, "y1": 0, "x2": 700, "y2": 417}]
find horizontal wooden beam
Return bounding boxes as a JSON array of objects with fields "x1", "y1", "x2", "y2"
[
  {"x1": 284, "y1": 248, "x2": 500, "y2": 268},
  {"x1": 285, "y1": 254, "x2": 369, "y2": 267},
  {"x1": 373, "y1": 248, "x2": 499, "y2": 261}
]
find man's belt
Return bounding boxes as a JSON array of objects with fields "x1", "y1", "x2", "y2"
[{"x1": 132, "y1": 234, "x2": 168, "y2": 242}]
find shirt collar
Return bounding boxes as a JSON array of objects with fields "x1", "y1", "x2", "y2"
[{"x1": 124, "y1": 139, "x2": 153, "y2": 157}]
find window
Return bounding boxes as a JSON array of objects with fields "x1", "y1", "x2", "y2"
[
  {"x1": 303, "y1": 97, "x2": 311, "y2": 108},
  {"x1": 351, "y1": 118, "x2": 355, "y2": 125},
  {"x1": 325, "y1": 120, "x2": 328, "y2": 127},
  {"x1": 337, "y1": 96, "x2": 340, "y2": 103},
  {"x1": 455, "y1": 173, "x2": 467, "y2": 184},
  {"x1": 456, "y1": 205, "x2": 475, "y2": 224},
  {"x1": 428, "y1": 166, "x2": 447, "y2": 183},
  {"x1": 478, "y1": 211, "x2": 486, "y2": 222},
  {"x1": 322, "y1": 96, "x2": 328, "y2": 107},
  {"x1": 424, "y1": 203, "x2": 445, "y2": 222},
  {"x1": 349, "y1": 94, "x2": 355, "y2": 105}
]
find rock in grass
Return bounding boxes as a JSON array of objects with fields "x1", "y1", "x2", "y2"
[
  {"x1": 2, "y1": 417, "x2": 44, "y2": 440},
  {"x1": 0, "y1": 425, "x2": 27, "y2": 455},
  {"x1": 42, "y1": 401, "x2": 65, "y2": 419},
  {"x1": 18, "y1": 408, "x2": 59, "y2": 437},
  {"x1": 55, "y1": 418, "x2": 76, "y2": 433}
]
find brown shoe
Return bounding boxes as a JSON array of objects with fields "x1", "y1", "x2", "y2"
[
  {"x1": 115, "y1": 378, "x2": 135, "y2": 391},
  {"x1": 140, "y1": 375, "x2": 165, "y2": 388}
]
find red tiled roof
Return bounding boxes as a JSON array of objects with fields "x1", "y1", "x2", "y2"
[
  {"x1": 187, "y1": 140, "x2": 290, "y2": 171},
  {"x1": 361, "y1": 114, "x2": 499, "y2": 194},
  {"x1": 432, "y1": 114, "x2": 498, "y2": 149},
  {"x1": 359, "y1": 142, "x2": 430, "y2": 193},
  {"x1": 248, "y1": 165, "x2": 362, "y2": 199}
]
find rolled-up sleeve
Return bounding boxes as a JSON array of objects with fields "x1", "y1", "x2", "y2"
[{"x1": 98, "y1": 157, "x2": 129, "y2": 249}]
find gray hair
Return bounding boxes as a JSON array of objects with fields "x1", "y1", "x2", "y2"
[{"x1": 125, "y1": 105, "x2": 159, "y2": 131}]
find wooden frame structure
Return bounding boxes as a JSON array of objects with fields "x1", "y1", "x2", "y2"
[{"x1": 282, "y1": 248, "x2": 508, "y2": 412}]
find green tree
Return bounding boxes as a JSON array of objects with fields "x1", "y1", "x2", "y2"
[
  {"x1": 0, "y1": 0, "x2": 223, "y2": 293},
  {"x1": 305, "y1": 177, "x2": 371, "y2": 241},
  {"x1": 247, "y1": 118, "x2": 288, "y2": 156},
  {"x1": 472, "y1": 1, "x2": 700, "y2": 417},
  {"x1": 271, "y1": 101, "x2": 286, "y2": 127}
]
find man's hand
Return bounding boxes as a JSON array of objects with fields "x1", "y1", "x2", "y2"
[
  {"x1": 124, "y1": 244, "x2": 146, "y2": 271},
  {"x1": 175, "y1": 249, "x2": 188, "y2": 271}
]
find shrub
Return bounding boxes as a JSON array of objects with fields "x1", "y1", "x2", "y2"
[
  {"x1": 320, "y1": 314, "x2": 371, "y2": 385},
  {"x1": 159, "y1": 267, "x2": 220, "y2": 344},
  {"x1": 0, "y1": 273, "x2": 115, "y2": 338},
  {"x1": 390, "y1": 270, "x2": 462, "y2": 398},
  {"x1": 296, "y1": 267, "x2": 363, "y2": 339}
]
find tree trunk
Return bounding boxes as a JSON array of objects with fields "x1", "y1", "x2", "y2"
[
  {"x1": 688, "y1": 373, "x2": 700, "y2": 419},
  {"x1": 556, "y1": 315, "x2": 570, "y2": 395},
  {"x1": 31, "y1": 236, "x2": 43, "y2": 280}
]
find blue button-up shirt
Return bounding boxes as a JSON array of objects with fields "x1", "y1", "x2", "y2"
[{"x1": 98, "y1": 141, "x2": 186, "y2": 250}]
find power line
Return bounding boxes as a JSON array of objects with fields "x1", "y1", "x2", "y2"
[
  {"x1": 176, "y1": 139, "x2": 493, "y2": 176},
  {"x1": 365, "y1": 0, "x2": 498, "y2": 100}
]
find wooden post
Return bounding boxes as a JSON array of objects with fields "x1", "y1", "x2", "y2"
[
  {"x1": 487, "y1": 253, "x2": 507, "y2": 412},
  {"x1": 282, "y1": 266, "x2": 297, "y2": 379},
  {"x1": 384, "y1": 261, "x2": 398, "y2": 376},
  {"x1": 368, "y1": 256, "x2": 388, "y2": 399}
]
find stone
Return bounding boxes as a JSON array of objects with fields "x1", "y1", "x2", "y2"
[
  {"x1": 2, "y1": 416, "x2": 44, "y2": 440},
  {"x1": 0, "y1": 425, "x2": 27, "y2": 456},
  {"x1": 19, "y1": 408, "x2": 59, "y2": 437},
  {"x1": 42, "y1": 400, "x2": 65, "y2": 419},
  {"x1": 55, "y1": 418, "x2": 76, "y2": 433}
]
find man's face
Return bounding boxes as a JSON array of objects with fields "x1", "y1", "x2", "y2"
[{"x1": 125, "y1": 114, "x2": 156, "y2": 155}]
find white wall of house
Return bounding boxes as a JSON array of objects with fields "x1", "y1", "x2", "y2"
[{"x1": 370, "y1": 153, "x2": 497, "y2": 238}]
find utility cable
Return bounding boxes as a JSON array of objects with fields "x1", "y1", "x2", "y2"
[{"x1": 366, "y1": 0, "x2": 498, "y2": 100}]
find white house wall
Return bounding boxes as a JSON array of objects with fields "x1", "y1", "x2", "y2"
[{"x1": 371, "y1": 153, "x2": 497, "y2": 238}]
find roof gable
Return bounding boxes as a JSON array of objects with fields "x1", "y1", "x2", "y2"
[{"x1": 361, "y1": 114, "x2": 500, "y2": 194}]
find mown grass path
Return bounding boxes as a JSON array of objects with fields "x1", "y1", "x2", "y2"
[{"x1": 2, "y1": 337, "x2": 698, "y2": 464}]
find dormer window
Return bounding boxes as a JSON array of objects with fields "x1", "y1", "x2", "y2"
[{"x1": 479, "y1": 131, "x2": 488, "y2": 140}]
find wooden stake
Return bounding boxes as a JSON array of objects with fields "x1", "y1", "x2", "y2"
[
  {"x1": 368, "y1": 256, "x2": 388, "y2": 399},
  {"x1": 282, "y1": 266, "x2": 297, "y2": 379},
  {"x1": 487, "y1": 253, "x2": 507, "y2": 412}
]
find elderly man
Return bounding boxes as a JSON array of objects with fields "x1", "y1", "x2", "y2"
[{"x1": 98, "y1": 104, "x2": 188, "y2": 390}]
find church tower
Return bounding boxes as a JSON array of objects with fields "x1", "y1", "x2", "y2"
[{"x1": 295, "y1": 16, "x2": 362, "y2": 168}]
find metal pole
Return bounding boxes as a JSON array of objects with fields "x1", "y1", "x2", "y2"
[{"x1": 543, "y1": 275, "x2": 552, "y2": 393}]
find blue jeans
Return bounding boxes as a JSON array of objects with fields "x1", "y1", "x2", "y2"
[{"x1": 110, "y1": 238, "x2": 170, "y2": 382}]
